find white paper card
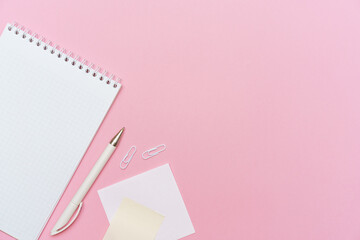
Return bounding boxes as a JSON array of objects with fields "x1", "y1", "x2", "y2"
[{"x1": 98, "y1": 164, "x2": 195, "y2": 240}]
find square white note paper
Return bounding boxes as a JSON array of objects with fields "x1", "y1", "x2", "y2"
[{"x1": 98, "y1": 164, "x2": 195, "y2": 240}]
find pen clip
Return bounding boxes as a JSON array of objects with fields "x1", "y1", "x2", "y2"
[{"x1": 51, "y1": 202, "x2": 83, "y2": 235}]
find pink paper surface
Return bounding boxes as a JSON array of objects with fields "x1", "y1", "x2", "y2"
[{"x1": 1, "y1": 0, "x2": 360, "y2": 239}]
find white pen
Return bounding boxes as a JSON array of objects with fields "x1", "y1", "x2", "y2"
[{"x1": 51, "y1": 128, "x2": 125, "y2": 235}]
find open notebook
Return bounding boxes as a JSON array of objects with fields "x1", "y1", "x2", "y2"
[{"x1": 0, "y1": 23, "x2": 120, "y2": 240}]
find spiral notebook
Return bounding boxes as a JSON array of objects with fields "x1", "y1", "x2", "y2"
[{"x1": 0, "y1": 23, "x2": 121, "y2": 240}]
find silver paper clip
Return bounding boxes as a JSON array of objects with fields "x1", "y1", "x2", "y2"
[
  {"x1": 142, "y1": 144, "x2": 166, "y2": 160},
  {"x1": 120, "y1": 146, "x2": 136, "y2": 169}
]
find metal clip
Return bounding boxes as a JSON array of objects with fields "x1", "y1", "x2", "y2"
[
  {"x1": 142, "y1": 144, "x2": 166, "y2": 160},
  {"x1": 120, "y1": 146, "x2": 136, "y2": 169}
]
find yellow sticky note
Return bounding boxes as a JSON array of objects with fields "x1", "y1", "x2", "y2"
[{"x1": 103, "y1": 198, "x2": 165, "y2": 240}]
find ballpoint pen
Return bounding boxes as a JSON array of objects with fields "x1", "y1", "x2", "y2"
[{"x1": 51, "y1": 127, "x2": 125, "y2": 235}]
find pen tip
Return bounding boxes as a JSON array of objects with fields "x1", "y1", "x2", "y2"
[
  {"x1": 118, "y1": 127, "x2": 125, "y2": 135},
  {"x1": 110, "y1": 127, "x2": 125, "y2": 147}
]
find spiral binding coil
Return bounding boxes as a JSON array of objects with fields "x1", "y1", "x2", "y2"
[{"x1": 7, "y1": 23, "x2": 121, "y2": 88}]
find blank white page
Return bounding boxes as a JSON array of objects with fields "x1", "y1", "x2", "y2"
[
  {"x1": 0, "y1": 24, "x2": 120, "y2": 240},
  {"x1": 98, "y1": 164, "x2": 195, "y2": 240}
]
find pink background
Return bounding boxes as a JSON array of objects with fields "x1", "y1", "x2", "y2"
[{"x1": 1, "y1": 0, "x2": 360, "y2": 239}]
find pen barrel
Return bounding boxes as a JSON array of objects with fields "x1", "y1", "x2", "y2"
[{"x1": 71, "y1": 144, "x2": 116, "y2": 205}]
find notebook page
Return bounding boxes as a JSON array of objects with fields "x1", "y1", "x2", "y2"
[{"x1": 0, "y1": 24, "x2": 119, "y2": 240}]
